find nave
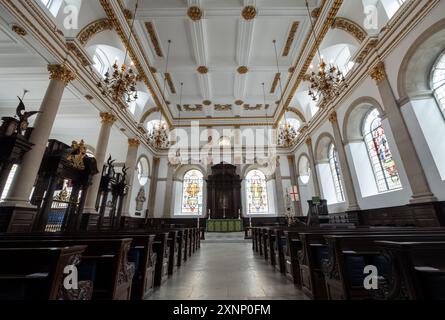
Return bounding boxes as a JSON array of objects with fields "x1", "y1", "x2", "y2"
[{"x1": 150, "y1": 234, "x2": 308, "y2": 300}]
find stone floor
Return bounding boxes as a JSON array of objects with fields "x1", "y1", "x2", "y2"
[{"x1": 149, "y1": 235, "x2": 309, "y2": 300}]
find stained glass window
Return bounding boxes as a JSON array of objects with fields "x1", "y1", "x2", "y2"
[
  {"x1": 363, "y1": 109, "x2": 402, "y2": 192},
  {"x1": 432, "y1": 52, "x2": 445, "y2": 116},
  {"x1": 182, "y1": 170, "x2": 203, "y2": 215},
  {"x1": 328, "y1": 144, "x2": 345, "y2": 202},
  {"x1": 246, "y1": 170, "x2": 269, "y2": 214}
]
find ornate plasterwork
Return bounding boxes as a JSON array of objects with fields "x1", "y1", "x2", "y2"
[
  {"x1": 182, "y1": 104, "x2": 203, "y2": 112},
  {"x1": 242, "y1": 6, "x2": 257, "y2": 20},
  {"x1": 48, "y1": 64, "x2": 76, "y2": 85},
  {"x1": 197, "y1": 66, "x2": 209, "y2": 74},
  {"x1": 100, "y1": 112, "x2": 117, "y2": 124},
  {"x1": 128, "y1": 138, "x2": 141, "y2": 148},
  {"x1": 244, "y1": 104, "x2": 269, "y2": 111},
  {"x1": 369, "y1": 61, "x2": 386, "y2": 83},
  {"x1": 283, "y1": 22, "x2": 299, "y2": 56},
  {"x1": 354, "y1": 38, "x2": 379, "y2": 64},
  {"x1": 203, "y1": 100, "x2": 212, "y2": 106},
  {"x1": 237, "y1": 66, "x2": 249, "y2": 74},
  {"x1": 215, "y1": 104, "x2": 232, "y2": 111},
  {"x1": 235, "y1": 100, "x2": 244, "y2": 106},
  {"x1": 164, "y1": 73, "x2": 176, "y2": 94},
  {"x1": 332, "y1": 17, "x2": 367, "y2": 43},
  {"x1": 77, "y1": 18, "x2": 114, "y2": 45},
  {"x1": 66, "y1": 39, "x2": 91, "y2": 67},
  {"x1": 12, "y1": 25, "x2": 27, "y2": 36},
  {"x1": 145, "y1": 21, "x2": 163, "y2": 58},
  {"x1": 270, "y1": 73, "x2": 281, "y2": 94},
  {"x1": 187, "y1": 6, "x2": 203, "y2": 21}
]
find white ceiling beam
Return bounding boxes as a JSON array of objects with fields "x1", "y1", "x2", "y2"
[
  {"x1": 234, "y1": 16, "x2": 255, "y2": 100},
  {"x1": 136, "y1": 8, "x2": 309, "y2": 19}
]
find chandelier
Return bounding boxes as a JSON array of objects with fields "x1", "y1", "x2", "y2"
[
  {"x1": 97, "y1": 1, "x2": 139, "y2": 104},
  {"x1": 147, "y1": 120, "x2": 170, "y2": 149},
  {"x1": 278, "y1": 121, "x2": 299, "y2": 148},
  {"x1": 272, "y1": 40, "x2": 298, "y2": 148},
  {"x1": 305, "y1": 0, "x2": 347, "y2": 102},
  {"x1": 148, "y1": 39, "x2": 172, "y2": 150}
]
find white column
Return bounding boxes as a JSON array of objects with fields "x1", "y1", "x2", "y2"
[
  {"x1": 305, "y1": 137, "x2": 321, "y2": 197},
  {"x1": 146, "y1": 157, "x2": 160, "y2": 219},
  {"x1": 287, "y1": 155, "x2": 303, "y2": 216},
  {"x1": 3, "y1": 64, "x2": 75, "y2": 206},
  {"x1": 122, "y1": 138, "x2": 140, "y2": 216},
  {"x1": 83, "y1": 113, "x2": 117, "y2": 213},
  {"x1": 274, "y1": 156, "x2": 285, "y2": 216},
  {"x1": 162, "y1": 163, "x2": 176, "y2": 218},
  {"x1": 329, "y1": 111, "x2": 360, "y2": 211},
  {"x1": 370, "y1": 61, "x2": 436, "y2": 204}
]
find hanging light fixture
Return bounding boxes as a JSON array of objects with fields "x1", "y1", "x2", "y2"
[
  {"x1": 147, "y1": 40, "x2": 172, "y2": 149},
  {"x1": 98, "y1": 0, "x2": 139, "y2": 104},
  {"x1": 273, "y1": 40, "x2": 298, "y2": 148},
  {"x1": 304, "y1": 0, "x2": 347, "y2": 102}
]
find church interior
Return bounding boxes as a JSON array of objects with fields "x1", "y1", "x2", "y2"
[{"x1": 0, "y1": 0, "x2": 445, "y2": 303}]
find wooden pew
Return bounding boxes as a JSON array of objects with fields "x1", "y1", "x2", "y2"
[
  {"x1": 0, "y1": 246, "x2": 88, "y2": 300},
  {"x1": 167, "y1": 230, "x2": 179, "y2": 276},
  {"x1": 153, "y1": 232, "x2": 169, "y2": 287},
  {"x1": 374, "y1": 240, "x2": 445, "y2": 300},
  {"x1": 323, "y1": 233, "x2": 445, "y2": 300},
  {"x1": 0, "y1": 238, "x2": 134, "y2": 300}
]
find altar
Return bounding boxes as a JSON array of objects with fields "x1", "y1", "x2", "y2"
[{"x1": 206, "y1": 219, "x2": 243, "y2": 233}]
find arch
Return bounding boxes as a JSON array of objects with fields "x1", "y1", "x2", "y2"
[
  {"x1": 174, "y1": 164, "x2": 207, "y2": 181},
  {"x1": 241, "y1": 164, "x2": 273, "y2": 181},
  {"x1": 136, "y1": 155, "x2": 150, "y2": 186},
  {"x1": 314, "y1": 132, "x2": 336, "y2": 163},
  {"x1": 331, "y1": 17, "x2": 367, "y2": 43},
  {"x1": 139, "y1": 107, "x2": 161, "y2": 124},
  {"x1": 287, "y1": 107, "x2": 307, "y2": 123},
  {"x1": 297, "y1": 153, "x2": 311, "y2": 185},
  {"x1": 342, "y1": 96, "x2": 385, "y2": 143},
  {"x1": 398, "y1": 19, "x2": 445, "y2": 99},
  {"x1": 77, "y1": 18, "x2": 114, "y2": 46}
]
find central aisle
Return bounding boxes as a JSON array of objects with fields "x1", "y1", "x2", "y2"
[{"x1": 149, "y1": 234, "x2": 309, "y2": 300}]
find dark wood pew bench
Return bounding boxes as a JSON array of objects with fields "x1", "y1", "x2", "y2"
[
  {"x1": 167, "y1": 230, "x2": 179, "y2": 276},
  {"x1": 152, "y1": 232, "x2": 169, "y2": 287},
  {"x1": 0, "y1": 246, "x2": 88, "y2": 300},
  {"x1": 0, "y1": 238, "x2": 134, "y2": 300},
  {"x1": 375, "y1": 240, "x2": 445, "y2": 300}
]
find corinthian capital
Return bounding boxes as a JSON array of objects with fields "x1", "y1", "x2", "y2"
[
  {"x1": 369, "y1": 61, "x2": 386, "y2": 84},
  {"x1": 48, "y1": 64, "x2": 76, "y2": 85},
  {"x1": 100, "y1": 112, "x2": 117, "y2": 125}
]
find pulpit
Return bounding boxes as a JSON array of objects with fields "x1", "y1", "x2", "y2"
[{"x1": 206, "y1": 163, "x2": 242, "y2": 219}]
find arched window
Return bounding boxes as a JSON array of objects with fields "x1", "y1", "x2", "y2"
[
  {"x1": 328, "y1": 144, "x2": 345, "y2": 202},
  {"x1": 246, "y1": 170, "x2": 269, "y2": 214},
  {"x1": 299, "y1": 156, "x2": 311, "y2": 185},
  {"x1": 363, "y1": 109, "x2": 402, "y2": 192},
  {"x1": 181, "y1": 170, "x2": 203, "y2": 215},
  {"x1": 432, "y1": 51, "x2": 445, "y2": 116},
  {"x1": 137, "y1": 157, "x2": 149, "y2": 186}
]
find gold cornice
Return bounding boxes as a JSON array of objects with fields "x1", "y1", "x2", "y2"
[
  {"x1": 369, "y1": 61, "x2": 386, "y2": 83},
  {"x1": 100, "y1": 112, "x2": 117, "y2": 124},
  {"x1": 203, "y1": 100, "x2": 212, "y2": 106},
  {"x1": 66, "y1": 40, "x2": 91, "y2": 67},
  {"x1": 76, "y1": 18, "x2": 113, "y2": 45},
  {"x1": 332, "y1": 17, "x2": 367, "y2": 43},
  {"x1": 283, "y1": 21, "x2": 299, "y2": 57},
  {"x1": 305, "y1": 137, "x2": 312, "y2": 146},
  {"x1": 355, "y1": 38, "x2": 379, "y2": 64},
  {"x1": 48, "y1": 64, "x2": 76, "y2": 85}
]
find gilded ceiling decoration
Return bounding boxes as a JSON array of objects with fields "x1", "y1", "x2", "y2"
[
  {"x1": 242, "y1": 6, "x2": 257, "y2": 20},
  {"x1": 215, "y1": 104, "x2": 232, "y2": 111},
  {"x1": 270, "y1": 73, "x2": 281, "y2": 94},
  {"x1": 77, "y1": 18, "x2": 113, "y2": 45},
  {"x1": 164, "y1": 73, "x2": 176, "y2": 94},
  {"x1": 11, "y1": 25, "x2": 27, "y2": 36},
  {"x1": 187, "y1": 6, "x2": 203, "y2": 21},
  {"x1": 182, "y1": 104, "x2": 203, "y2": 112},
  {"x1": 283, "y1": 22, "x2": 299, "y2": 57},
  {"x1": 197, "y1": 66, "x2": 209, "y2": 74},
  {"x1": 237, "y1": 66, "x2": 249, "y2": 74},
  {"x1": 243, "y1": 104, "x2": 269, "y2": 111},
  {"x1": 332, "y1": 17, "x2": 367, "y2": 43},
  {"x1": 235, "y1": 100, "x2": 244, "y2": 106},
  {"x1": 203, "y1": 100, "x2": 212, "y2": 106},
  {"x1": 145, "y1": 21, "x2": 163, "y2": 57}
]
